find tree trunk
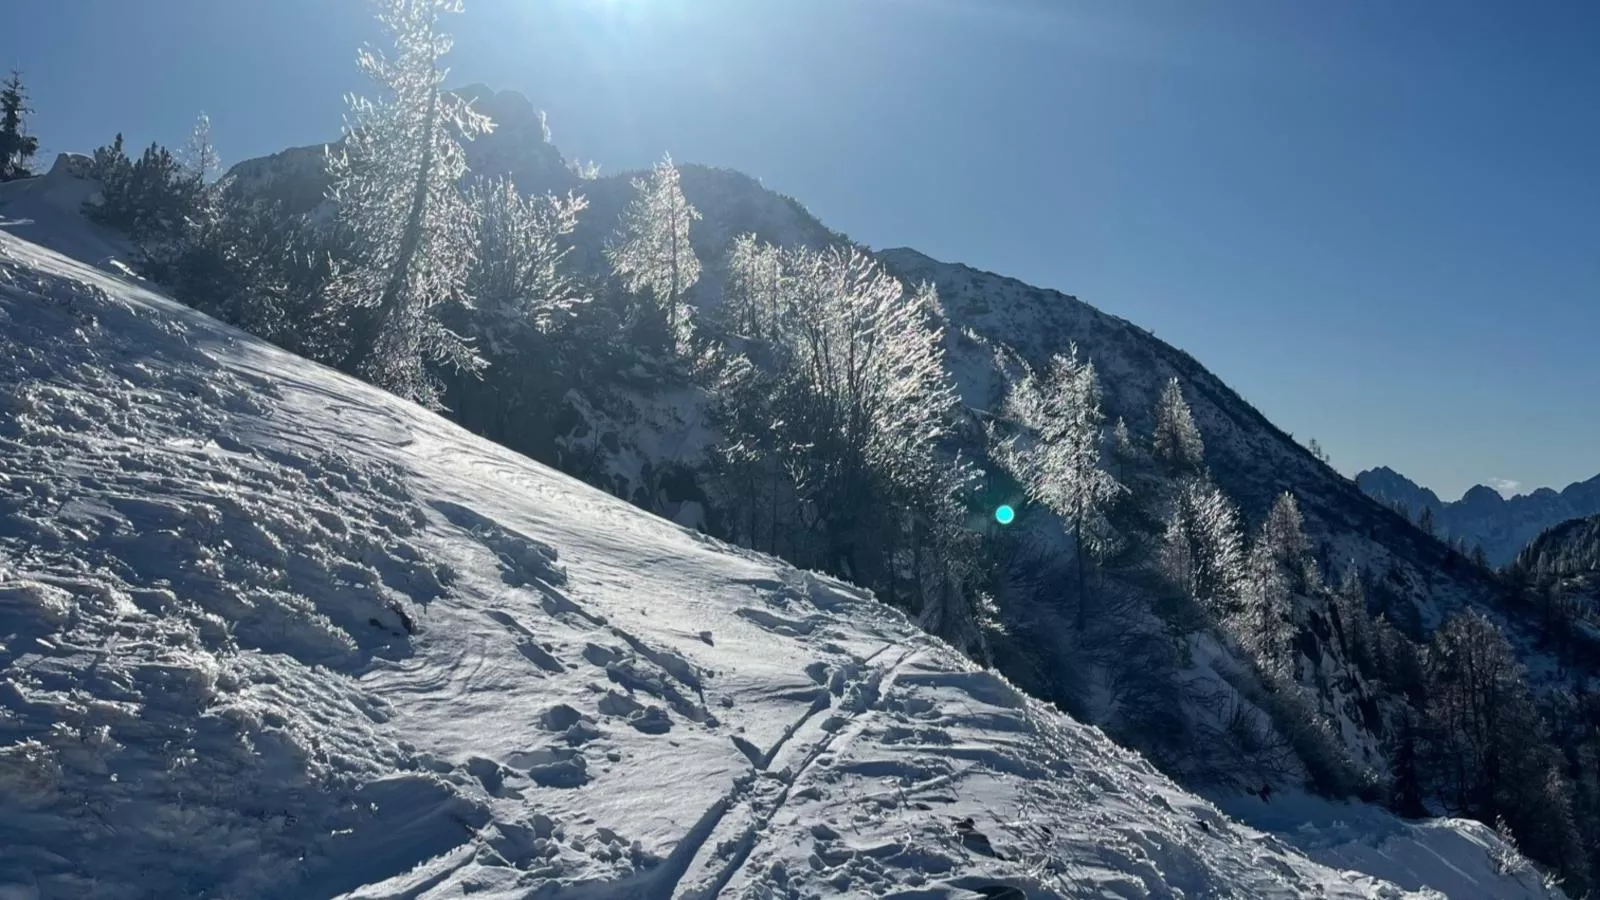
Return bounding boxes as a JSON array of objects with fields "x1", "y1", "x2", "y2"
[
  {"x1": 341, "y1": 84, "x2": 440, "y2": 374},
  {"x1": 667, "y1": 202, "x2": 680, "y2": 334},
  {"x1": 1075, "y1": 514, "x2": 1088, "y2": 631}
]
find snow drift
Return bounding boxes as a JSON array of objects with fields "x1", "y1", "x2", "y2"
[{"x1": 0, "y1": 219, "x2": 1559, "y2": 898}]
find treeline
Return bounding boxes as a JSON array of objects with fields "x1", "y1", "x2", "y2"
[{"x1": 18, "y1": 0, "x2": 1596, "y2": 891}]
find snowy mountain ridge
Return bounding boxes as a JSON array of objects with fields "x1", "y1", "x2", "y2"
[
  {"x1": 0, "y1": 218, "x2": 1563, "y2": 898},
  {"x1": 1355, "y1": 466, "x2": 1600, "y2": 567}
]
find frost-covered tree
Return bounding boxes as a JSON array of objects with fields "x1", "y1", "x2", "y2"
[
  {"x1": 607, "y1": 154, "x2": 701, "y2": 341},
  {"x1": 996, "y1": 345, "x2": 1122, "y2": 629},
  {"x1": 0, "y1": 70, "x2": 39, "y2": 182},
  {"x1": 1152, "y1": 377, "x2": 1205, "y2": 474},
  {"x1": 714, "y1": 242, "x2": 978, "y2": 643},
  {"x1": 1238, "y1": 493, "x2": 1309, "y2": 675},
  {"x1": 1332, "y1": 566, "x2": 1376, "y2": 675},
  {"x1": 180, "y1": 113, "x2": 221, "y2": 186},
  {"x1": 1159, "y1": 479, "x2": 1246, "y2": 618},
  {"x1": 1109, "y1": 416, "x2": 1137, "y2": 482},
  {"x1": 326, "y1": 0, "x2": 493, "y2": 407},
  {"x1": 462, "y1": 179, "x2": 588, "y2": 349},
  {"x1": 771, "y1": 246, "x2": 970, "y2": 552},
  {"x1": 1260, "y1": 492, "x2": 1317, "y2": 594},
  {"x1": 719, "y1": 232, "x2": 784, "y2": 339}
]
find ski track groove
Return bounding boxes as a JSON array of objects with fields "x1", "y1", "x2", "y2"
[{"x1": 659, "y1": 643, "x2": 916, "y2": 900}]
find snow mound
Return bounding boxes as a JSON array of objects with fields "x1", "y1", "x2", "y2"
[{"x1": 0, "y1": 228, "x2": 1554, "y2": 898}]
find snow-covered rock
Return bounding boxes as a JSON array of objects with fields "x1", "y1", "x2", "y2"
[{"x1": 0, "y1": 217, "x2": 1561, "y2": 898}]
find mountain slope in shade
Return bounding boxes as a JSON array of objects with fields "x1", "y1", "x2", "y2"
[
  {"x1": 1509, "y1": 514, "x2": 1600, "y2": 622},
  {"x1": 6, "y1": 217, "x2": 1566, "y2": 899},
  {"x1": 1355, "y1": 466, "x2": 1600, "y2": 566}
]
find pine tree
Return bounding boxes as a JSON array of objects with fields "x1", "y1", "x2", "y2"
[
  {"x1": 180, "y1": 113, "x2": 221, "y2": 186},
  {"x1": 326, "y1": 0, "x2": 494, "y2": 407},
  {"x1": 996, "y1": 345, "x2": 1122, "y2": 629},
  {"x1": 1421, "y1": 610, "x2": 1589, "y2": 888},
  {"x1": 1238, "y1": 493, "x2": 1310, "y2": 675},
  {"x1": 1109, "y1": 416, "x2": 1136, "y2": 482},
  {"x1": 1417, "y1": 505, "x2": 1436, "y2": 537},
  {"x1": 1151, "y1": 377, "x2": 1205, "y2": 474},
  {"x1": 1389, "y1": 707, "x2": 1428, "y2": 818},
  {"x1": 607, "y1": 154, "x2": 701, "y2": 343},
  {"x1": 1332, "y1": 565, "x2": 1375, "y2": 675},
  {"x1": 1159, "y1": 479, "x2": 1246, "y2": 619},
  {"x1": 1470, "y1": 543, "x2": 1489, "y2": 571},
  {"x1": 1261, "y1": 492, "x2": 1317, "y2": 594},
  {"x1": 0, "y1": 70, "x2": 40, "y2": 182}
]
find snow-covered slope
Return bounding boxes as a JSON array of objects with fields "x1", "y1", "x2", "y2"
[{"x1": 0, "y1": 219, "x2": 1558, "y2": 896}]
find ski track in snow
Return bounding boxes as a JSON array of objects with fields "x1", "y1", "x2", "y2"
[{"x1": 0, "y1": 227, "x2": 1559, "y2": 899}]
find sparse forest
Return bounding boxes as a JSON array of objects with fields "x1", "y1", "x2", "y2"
[{"x1": 7, "y1": 0, "x2": 1598, "y2": 892}]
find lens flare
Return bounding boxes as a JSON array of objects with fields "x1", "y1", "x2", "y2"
[{"x1": 994, "y1": 504, "x2": 1015, "y2": 525}]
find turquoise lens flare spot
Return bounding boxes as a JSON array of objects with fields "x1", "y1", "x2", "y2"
[{"x1": 994, "y1": 504, "x2": 1015, "y2": 525}]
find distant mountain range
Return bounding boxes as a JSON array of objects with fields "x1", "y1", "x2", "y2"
[{"x1": 1355, "y1": 466, "x2": 1600, "y2": 566}]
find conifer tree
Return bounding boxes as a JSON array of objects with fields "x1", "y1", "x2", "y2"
[
  {"x1": 1109, "y1": 416, "x2": 1136, "y2": 482},
  {"x1": 996, "y1": 345, "x2": 1122, "y2": 629},
  {"x1": 1239, "y1": 493, "x2": 1311, "y2": 674},
  {"x1": 0, "y1": 70, "x2": 39, "y2": 182},
  {"x1": 327, "y1": 0, "x2": 493, "y2": 407},
  {"x1": 608, "y1": 154, "x2": 701, "y2": 342},
  {"x1": 1421, "y1": 610, "x2": 1589, "y2": 889},
  {"x1": 1151, "y1": 377, "x2": 1205, "y2": 475},
  {"x1": 1159, "y1": 479, "x2": 1246, "y2": 618}
]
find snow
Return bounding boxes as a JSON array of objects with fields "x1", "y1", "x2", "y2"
[
  {"x1": 0, "y1": 212, "x2": 1561, "y2": 897},
  {"x1": 1216, "y1": 794, "x2": 1565, "y2": 900}
]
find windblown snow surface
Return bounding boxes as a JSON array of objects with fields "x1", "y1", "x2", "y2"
[{"x1": 0, "y1": 222, "x2": 1560, "y2": 898}]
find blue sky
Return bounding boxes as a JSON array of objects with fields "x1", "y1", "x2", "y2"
[{"x1": 9, "y1": 0, "x2": 1599, "y2": 500}]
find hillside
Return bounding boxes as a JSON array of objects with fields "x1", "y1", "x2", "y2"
[
  {"x1": 0, "y1": 215, "x2": 1565, "y2": 898},
  {"x1": 1356, "y1": 466, "x2": 1600, "y2": 567},
  {"x1": 184, "y1": 88, "x2": 1599, "y2": 879},
  {"x1": 1509, "y1": 515, "x2": 1600, "y2": 624},
  {"x1": 225, "y1": 94, "x2": 1513, "y2": 642}
]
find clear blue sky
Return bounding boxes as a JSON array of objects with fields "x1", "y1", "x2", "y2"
[{"x1": 9, "y1": 0, "x2": 1599, "y2": 500}]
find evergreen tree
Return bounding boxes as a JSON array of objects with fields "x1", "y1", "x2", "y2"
[
  {"x1": 1260, "y1": 492, "x2": 1318, "y2": 594},
  {"x1": 180, "y1": 113, "x2": 221, "y2": 186},
  {"x1": 1238, "y1": 493, "x2": 1309, "y2": 675},
  {"x1": 607, "y1": 154, "x2": 701, "y2": 343},
  {"x1": 1417, "y1": 505, "x2": 1436, "y2": 537},
  {"x1": 1389, "y1": 707, "x2": 1429, "y2": 818},
  {"x1": 1421, "y1": 610, "x2": 1589, "y2": 889},
  {"x1": 995, "y1": 345, "x2": 1122, "y2": 629},
  {"x1": 0, "y1": 70, "x2": 39, "y2": 182},
  {"x1": 1109, "y1": 416, "x2": 1137, "y2": 482},
  {"x1": 326, "y1": 0, "x2": 494, "y2": 407},
  {"x1": 1470, "y1": 543, "x2": 1489, "y2": 571},
  {"x1": 1158, "y1": 479, "x2": 1246, "y2": 619},
  {"x1": 1332, "y1": 566, "x2": 1376, "y2": 675},
  {"x1": 1151, "y1": 377, "x2": 1205, "y2": 475}
]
